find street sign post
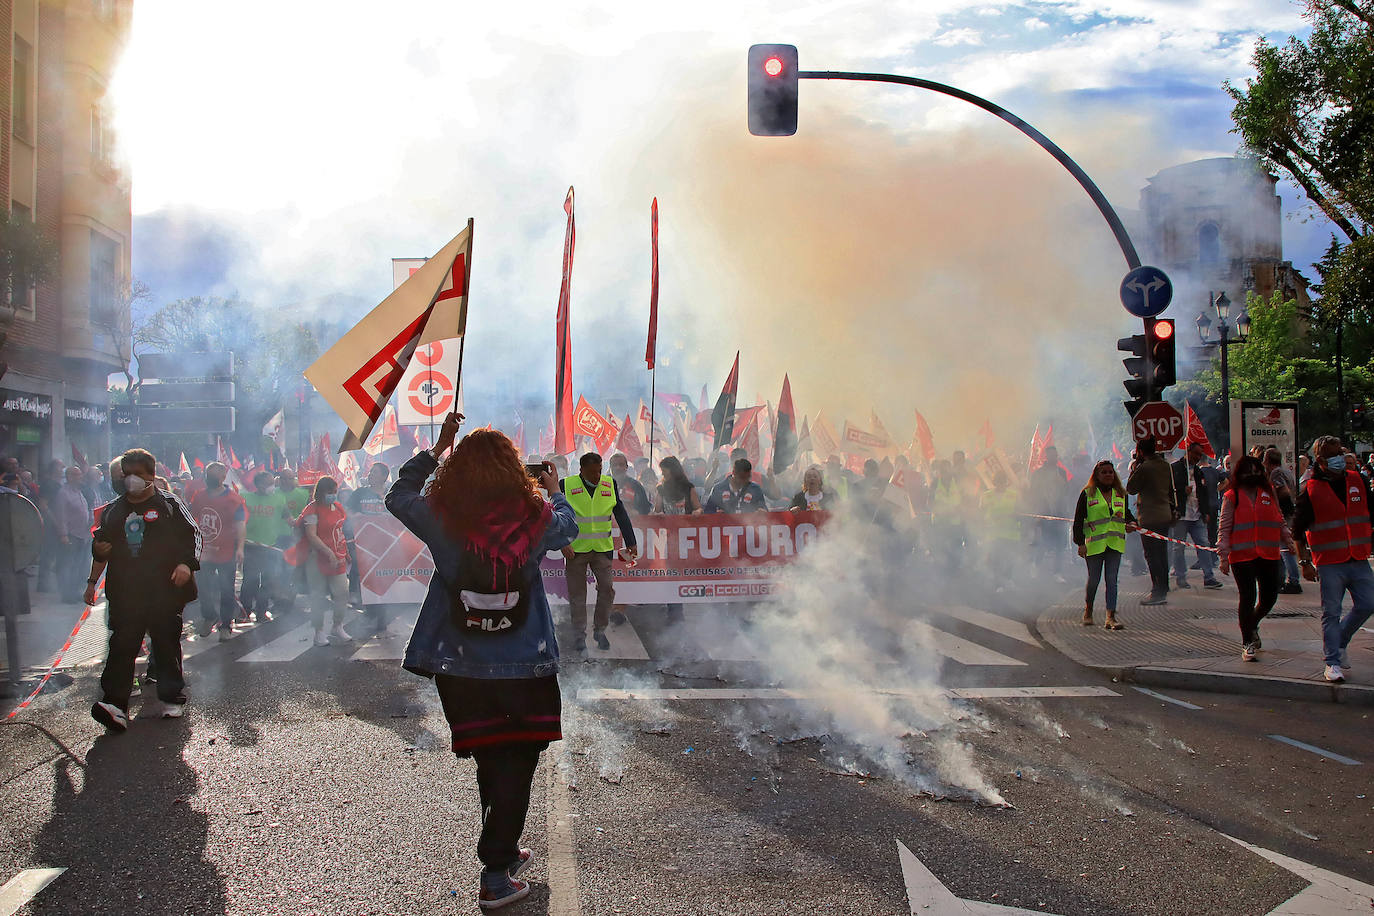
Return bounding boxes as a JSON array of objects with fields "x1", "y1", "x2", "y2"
[{"x1": 1132, "y1": 401, "x2": 1185, "y2": 452}]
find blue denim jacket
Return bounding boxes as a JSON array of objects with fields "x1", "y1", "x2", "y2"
[{"x1": 385, "y1": 452, "x2": 577, "y2": 679}]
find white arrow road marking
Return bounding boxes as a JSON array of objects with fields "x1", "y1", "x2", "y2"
[
  {"x1": 0, "y1": 868, "x2": 66, "y2": 916},
  {"x1": 897, "y1": 841, "x2": 1056, "y2": 915},
  {"x1": 578, "y1": 686, "x2": 1119, "y2": 701},
  {"x1": 1222, "y1": 834, "x2": 1374, "y2": 915}
]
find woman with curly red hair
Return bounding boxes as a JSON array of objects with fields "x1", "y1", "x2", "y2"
[{"x1": 386, "y1": 411, "x2": 576, "y2": 910}]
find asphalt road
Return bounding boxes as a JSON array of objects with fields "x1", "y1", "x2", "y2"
[{"x1": 1, "y1": 579, "x2": 1371, "y2": 915}]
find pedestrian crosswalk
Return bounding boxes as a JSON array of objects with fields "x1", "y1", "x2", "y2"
[{"x1": 159, "y1": 601, "x2": 1044, "y2": 669}]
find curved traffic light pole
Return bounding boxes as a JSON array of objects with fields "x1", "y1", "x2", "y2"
[{"x1": 797, "y1": 70, "x2": 1142, "y2": 271}]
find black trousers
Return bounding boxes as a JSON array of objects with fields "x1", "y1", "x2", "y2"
[
  {"x1": 101, "y1": 599, "x2": 187, "y2": 710},
  {"x1": 472, "y1": 745, "x2": 542, "y2": 872},
  {"x1": 1142, "y1": 525, "x2": 1170, "y2": 598},
  {"x1": 1232, "y1": 556, "x2": 1281, "y2": 644}
]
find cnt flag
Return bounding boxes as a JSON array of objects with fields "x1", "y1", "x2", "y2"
[
  {"x1": 554, "y1": 188, "x2": 577, "y2": 455},
  {"x1": 305, "y1": 221, "x2": 473, "y2": 451},
  {"x1": 772, "y1": 374, "x2": 797, "y2": 475},
  {"x1": 711, "y1": 352, "x2": 740, "y2": 451}
]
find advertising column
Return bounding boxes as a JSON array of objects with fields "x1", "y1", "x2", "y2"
[{"x1": 1229, "y1": 400, "x2": 1299, "y2": 471}]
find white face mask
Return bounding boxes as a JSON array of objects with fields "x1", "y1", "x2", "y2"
[{"x1": 123, "y1": 475, "x2": 150, "y2": 494}]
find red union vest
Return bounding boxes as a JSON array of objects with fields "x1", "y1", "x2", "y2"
[
  {"x1": 1227, "y1": 488, "x2": 1285, "y2": 562},
  {"x1": 1304, "y1": 470, "x2": 1372, "y2": 566}
]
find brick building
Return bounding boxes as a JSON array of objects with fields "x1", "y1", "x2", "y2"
[{"x1": 2, "y1": 0, "x2": 131, "y2": 471}]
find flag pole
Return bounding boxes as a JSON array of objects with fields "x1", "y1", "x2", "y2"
[{"x1": 649, "y1": 369, "x2": 657, "y2": 464}]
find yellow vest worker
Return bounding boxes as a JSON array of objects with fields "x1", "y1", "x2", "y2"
[
  {"x1": 559, "y1": 454, "x2": 639, "y2": 652},
  {"x1": 1082, "y1": 489, "x2": 1127, "y2": 555},
  {"x1": 562, "y1": 474, "x2": 617, "y2": 554},
  {"x1": 981, "y1": 487, "x2": 1021, "y2": 544}
]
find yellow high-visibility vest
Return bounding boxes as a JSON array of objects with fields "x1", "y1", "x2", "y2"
[
  {"x1": 563, "y1": 474, "x2": 617, "y2": 554},
  {"x1": 1083, "y1": 488, "x2": 1126, "y2": 556}
]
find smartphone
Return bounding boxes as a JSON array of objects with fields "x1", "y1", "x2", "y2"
[{"x1": 525, "y1": 463, "x2": 548, "y2": 478}]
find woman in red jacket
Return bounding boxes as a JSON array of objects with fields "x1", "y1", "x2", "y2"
[{"x1": 1217, "y1": 455, "x2": 1295, "y2": 661}]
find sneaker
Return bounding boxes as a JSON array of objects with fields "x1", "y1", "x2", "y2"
[
  {"x1": 478, "y1": 874, "x2": 530, "y2": 910},
  {"x1": 139, "y1": 699, "x2": 186, "y2": 719},
  {"x1": 1280, "y1": 582, "x2": 1303, "y2": 595},
  {"x1": 508, "y1": 848, "x2": 533, "y2": 879},
  {"x1": 1175, "y1": 579, "x2": 1192, "y2": 589},
  {"x1": 91, "y1": 701, "x2": 128, "y2": 733},
  {"x1": 594, "y1": 630, "x2": 610, "y2": 650},
  {"x1": 1324, "y1": 664, "x2": 1345, "y2": 683},
  {"x1": 330, "y1": 625, "x2": 352, "y2": 644},
  {"x1": 1203, "y1": 579, "x2": 1223, "y2": 590},
  {"x1": 1141, "y1": 595, "x2": 1168, "y2": 606},
  {"x1": 574, "y1": 635, "x2": 586, "y2": 652},
  {"x1": 254, "y1": 610, "x2": 273, "y2": 624},
  {"x1": 196, "y1": 618, "x2": 213, "y2": 638},
  {"x1": 313, "y1": 629, "x2": 330, "y2": 647},
  {"x1": 1241, "y1": 643, "x2": 1257, "y2": 662},
  {"x1": 218, "y1": 625, "x2": 235, "y2": 642}
]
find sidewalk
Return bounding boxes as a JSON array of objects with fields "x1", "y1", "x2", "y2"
[
  {"x1": 0, "y1": 580, "x2": 108, "y2": 682},
  {"x1": 1038, "y1": 574, "x2": 1374, "y2": 706}
]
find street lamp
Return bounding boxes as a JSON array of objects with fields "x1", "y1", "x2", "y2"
[{"x1": 1195, "y1": 291, "x2": 1249, "y2": 449}]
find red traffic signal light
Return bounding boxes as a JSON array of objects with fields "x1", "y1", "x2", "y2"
[
  {"x1": 747, "y1": 44, "x2": 799, "y2": 136},
  {"x1": 764, "y1": 56, "x2": 784, "y2": 77},
  {"x1": 1147, "y1": 318, "x2": 1176, "y2": 391},
  {"x1": 1152, "y1": 319, "x2": 1173, "y2": 340}
]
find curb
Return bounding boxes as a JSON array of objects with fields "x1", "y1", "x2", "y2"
[{"x1": 1106, "y1": 664, "x2": 1374, "y2": 707}]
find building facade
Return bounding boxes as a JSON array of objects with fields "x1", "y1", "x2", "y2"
[
  {"x1": 1136, "y1": 157, "x2": 1313, "y2": 319},
  {"x1": 3, "y1": 0, "x2": 131, "y2": 471}
]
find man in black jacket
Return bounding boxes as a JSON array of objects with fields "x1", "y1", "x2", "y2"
[
  {"x1": 85, "y1": 448, "x2": 202, "y2": 732},
  {"x1": 1171, "y1": 442, "x2": 1222, "y2": 589}
]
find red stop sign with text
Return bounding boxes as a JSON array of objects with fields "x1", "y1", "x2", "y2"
[{"x1": 1132, "y1": 402, "x2": 1185, "y2": 452}]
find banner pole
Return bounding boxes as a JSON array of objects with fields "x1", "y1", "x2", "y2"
[{"x1": 649, "y1": 368, "x2": 657, "y2": 464}]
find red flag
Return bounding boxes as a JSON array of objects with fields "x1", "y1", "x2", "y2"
[
  {"x1": 178, "y1": 453, "x2": 191, "y2": 476},
  {"x1": 615, "y1": 414, "x2": 644, "y2": 461},
  {"x1": 572, "y1": 396, "x2": 615, "y2": 454},
  {"x1": 554, "y1": 187, "x2": 577, "y2": 455},
  {"x1": 539, "y1": 415, "x2": 554, "y2": 455},
  {"x1": 228, "y1": 446, "x2": 242, "y2": 470},
  {"x1": 1042, "y1": 424, "x2": 1055, "y2": 451},
  {"x1": 978, "y1": 418, "x2": 994, "y2": 451},
  {"x1": 1112, "y1": 442, "x2": 1124, "y2": 461},
  {"x1": 193, "y1": 458, "x2": 204, "y2": 470},
  {"x1": 711, "y1": 352, "x2": 740, "y2": 450},
  {"x1": 1183, "y1": 402, "x2": 1216, "y2": 458},
  {"x1": 646, "y1": 197, "x2": 659, "y2": 369},
  {"x1": 70, "y1": 443, "x2": 88, "y2": 469},
  {"x1": 738, "y1": 412, "x2": 761, "y2": 465},
  {"x1": 913, "y1": 410, "x2": 937, "y2": 463},
  {"x1": 1027, "y1": 425, "x2": 1043, "y2": 472},
  {"x1": 513, "y1": 414, "x2": 527, "y2": 456},
  {"x1": 772, "y1": 374, "x2": 797, "y2": 474}
]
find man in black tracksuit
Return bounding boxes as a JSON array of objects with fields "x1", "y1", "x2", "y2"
[{"x1": 86, "y1": 448, "x2": 202, "y2": 732}]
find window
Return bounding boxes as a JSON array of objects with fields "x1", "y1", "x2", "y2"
[
  {"x1": 90, "y1": 107, "x2": 105, "y2": 164},
  {"x1": 1198, "y1": 223, "x2": 1222, "y2": 265},
  {"x1": 6, "y1": 203, "x2": 37, "y2": 315},
  {"x1": 90, "y1": 231, "x2": 119, "y2": 323},
  {"x1": 12, "y1": 38, "x2": 33, "y2": 141}
]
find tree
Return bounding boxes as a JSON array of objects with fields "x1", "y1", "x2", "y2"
[
  {"x1": 0, "y1": 211, "x2": 60, "y2": 381},
  {"x1": 1174, "y1": 291, "x2": 1374, "y2": 439},
  {"x1": 92, "y1": 277, "x2": 152, "y2": 405}
]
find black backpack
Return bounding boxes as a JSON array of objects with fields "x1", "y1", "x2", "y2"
[{"x1": 443, "y1": 545, "x2": 531, "y2": 635}]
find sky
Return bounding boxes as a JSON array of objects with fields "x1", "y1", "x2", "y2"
[{"x1": 109, "y1": 0, "x2": 1332, "y2": 446}]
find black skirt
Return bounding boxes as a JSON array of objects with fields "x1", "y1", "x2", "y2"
[{"x1": 434, "y1": 674, "x2": 562, "y2": 757}]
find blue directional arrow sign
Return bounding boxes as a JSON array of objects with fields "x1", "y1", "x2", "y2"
[{"x1": 1119, "y1": 265, "x2": 1173, "y2": 318}]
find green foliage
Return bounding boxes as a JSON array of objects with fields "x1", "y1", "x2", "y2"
[{"x1": 1175, "y1": 291, "x2": 1374, "y2": 436}]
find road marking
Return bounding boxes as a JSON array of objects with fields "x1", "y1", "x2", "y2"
[
  {"x1": 588, "y1": 620, "x2": 650, "y2": 660},
  {"x1": 897, "y1": 840, "x2": 1055, "y2": 915},
  {"x1": 0, "y1": 868, "x2": 65, "y2": 916},
  {"x1": 578, "y1": 686, "x2": 1118, "y2": 702},
  {"x1": 1222, "y1": 834, "x2": 1374, "y2": 915},
  {"x1": 906, "y1": 621, "x2": 1028, "y2": 666},
  {"x1": 544, "y1": 759, "x2": 582, "y2": 916},
  {"x1": 349, "y1": 622, "x2": 413, "y2": 661},
  {"x1": 1131, "y1": 686, "x2": 1203, "y2": 710},
  {"x1": 936, "y1": 606, "x2": 1040, "y2": 647},
  {"x1": 1267, "y1": 735, "x2": 1362, "y2": 766},
  {"x1": 236, "y1": 624, "x2": 315, "y2": 663}
]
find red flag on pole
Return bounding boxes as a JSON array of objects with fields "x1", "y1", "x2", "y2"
[
  {"x1": 711, "y1": 352, "x2": 740, "y2": 451},
  {"x1": 554, "y1": 187, "x2": 577, "y2": 455},
  {"x1": 615, "y1": 414, "x2": 644, "y2": 461},
  {"x1": 1183, "y1": 402, "x2": 1216, "y2": 458},
  {"x1": 646, "y1": 197, "x2": 659, "y2": 369},
  {"x1": 70, "y1": 443, "x2": 88, "y2": 469},
  {"x1": 913, "y1": 410, "x2": 937, "y2": 463},
  {"x1": 738, "y1": 412, "x2": 761, "y2": 466},
  {"x1": 772, "y1": 375, "x2": 797, "y2": 474}
]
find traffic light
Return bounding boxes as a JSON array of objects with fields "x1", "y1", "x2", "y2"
[
  {"x1": 1352, "y1": 402, "x2": 1369, "y2": 430},
  {"x1": 1148, "y1": 318, "x2": 1176, "y2": 393},
  {"x1": 1118, "y1": 332, "x2": 1150, "y2": 416},
  {"x1": 747, "y1": 44, "x2": 799, "y2": 136}
]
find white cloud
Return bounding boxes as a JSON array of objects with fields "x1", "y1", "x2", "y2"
[
  {"x1": 1024, "y1": 16, "x2": 1050, "y2": 30},
  {"x1": 933, "y1": 26, "x2": 985, "y2": 46}
]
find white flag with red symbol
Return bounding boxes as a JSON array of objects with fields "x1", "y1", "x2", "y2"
[{"x1": 305, "y1": 221, "x2": 474, "y2": 451}]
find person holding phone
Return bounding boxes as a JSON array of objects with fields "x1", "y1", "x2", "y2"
[{"x1": 386, "y1": 412, "x2": 577, "y2": 909}]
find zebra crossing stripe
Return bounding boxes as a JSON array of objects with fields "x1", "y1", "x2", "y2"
[
  {"x1": 906, "y1": 621, "x2": 1028, "y2": 666},
  {"x1": 0, "y1": 868, "x2": 65, "y2": 916},
  {"x1": 236, "y1": 624, "x2": 315, "y2": 663},
  {"x1": 935, "y1": 606, "x2": 1040, "y2": 647},
  {"x1": 577, "y1": 686, "x2": 1118, "y2": 701}
]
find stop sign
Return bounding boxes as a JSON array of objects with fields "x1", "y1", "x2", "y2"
[{"x1": 1132, "y1": 402, "x2": 1185, "y2": 452}]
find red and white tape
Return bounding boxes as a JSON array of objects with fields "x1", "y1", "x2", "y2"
[
  {"x1": 1020, "y1": 514, "x2": 1219, "y2": 553},
  {"x1": 5, "y1": 589, "x2": 99, "y2": 720}
]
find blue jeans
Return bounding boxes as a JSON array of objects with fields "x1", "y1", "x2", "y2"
[
  {"x1": 1171, "y1": 518, "x2": 1215, "y2": 582},
  {"x1": 1084, "y1": 548, "x2": 1121, "y2": 611},
  {"x1": 1316, "y1": 559, "x2": 1374, "y2": 666},
  {"x1": 1280, "y1": 547, "x2": 1301, "y2": 586},
  {"x1": 198, "y1": 561, "x2": 239, "y2": 628}
]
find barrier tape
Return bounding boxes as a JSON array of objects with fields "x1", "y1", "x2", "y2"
[
  {"x1": 1020, "y1": 514, "x2": 1220, "y2": 553},
  {"x1": 5, "y1": 588, "x2": 100, "y2": 720}
]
